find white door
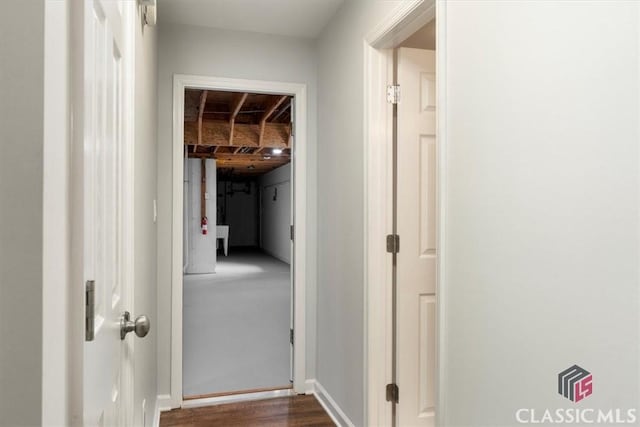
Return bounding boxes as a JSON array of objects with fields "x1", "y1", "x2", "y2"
[
  {"x1": 396, "y1": 47, "x2": 437, "y2": 427},
  {"x1": 81, "y1": 1, "x2": 136, "y2": 426}
]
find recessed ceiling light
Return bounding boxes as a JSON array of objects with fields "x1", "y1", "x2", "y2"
[
  {"x1": 272, "y1": 148, "x2": 283, "y2": 155},
  {"x1": 263, "y1": 156, "x2": 272, "y2": 160}
]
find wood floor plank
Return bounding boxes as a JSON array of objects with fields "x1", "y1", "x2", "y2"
[{"x1": 160, "y1": 395, "x2": 335, "y2": 427}]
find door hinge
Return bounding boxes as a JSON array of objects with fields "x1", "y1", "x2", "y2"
[
  {"x1": 386, "y1": 383, "x2": 399, "y2": 403},
  {"x1": 85, "y1": 280, "x2": 95, "y2": 342},
  {"x1": 290, "y1": 225, "x2": 294, "y2": 241},
  {"x1": 386, "y1": 234, "x2": 400, "y2": 254},
  {"x1": 290, "y1": 328, "x2": 294, "y2": 345},
  {"x1": 387, "y1": 85, "x2": 400, "y2": 104}
]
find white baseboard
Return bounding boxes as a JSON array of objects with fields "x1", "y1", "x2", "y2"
[
  {"x1": 152, "y1": 394, "x2": 173, "y2": 427},
  {"x1": 305, "y1": 378, "x2": 316, "y2": 394},
  {"x1": 306, "y1": 379, "x2": 355, "y2": 427}
]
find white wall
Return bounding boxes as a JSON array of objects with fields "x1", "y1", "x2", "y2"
[
  {"x1": 0, "y1": 1, "x2": 45, "y2": 425},
  {"x1": 132, "y1": 8, "x2": 158, "y2": 427},
  {"x1": 440, "y1": 2, "x2": 639, "y2": 425},
  {"x1": 156, "y1": 24, "x2": 318, "y2": 395},
  {"x1": 315, "y1": 2, "x2": 401, "y2": 424},
  {"x1": 185, "y1": 158, "x2": 217, "y2": 274},
  {"x1": 218, "y1": 180, "x2": 259, "y2": 248},
  {"x1": 260, "y1": 164, "x2": 292, "y2": 264}
]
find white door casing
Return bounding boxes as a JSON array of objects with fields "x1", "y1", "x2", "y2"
[
  {"x1": 81, "y1": 1, "x2": 135, "y2": 426},
  {"x1": 396, "y1": 47, "x2": 437, "y2": 427},
  {"x1": 289, "y1": 97, "x2": 295, "y2": 383},
  {"x1": 171, "y1": 75, "x2": 308, "y2": 405}
]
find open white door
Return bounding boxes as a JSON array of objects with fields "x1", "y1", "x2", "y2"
[
  {"x1": 396, "y1": 47, "x2": 436, "y2": 427},
  {"x1": 79, "y1": 1, "x2": 140, "y2": 426}
]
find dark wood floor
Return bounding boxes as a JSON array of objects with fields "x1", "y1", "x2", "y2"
[{"x1": 160, "y1": 395, "x2": 335, "y2": 427}]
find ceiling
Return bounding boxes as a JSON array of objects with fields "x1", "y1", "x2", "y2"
[
  {"x1": 157, "y1": 0, "x2": 344, "y2": 39},
  {"x1": 185, "y1": 89, "x2": 293, "y2": 177}
]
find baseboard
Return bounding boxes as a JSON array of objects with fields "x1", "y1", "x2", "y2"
[
  {"x1": 152, "y1": 394, "x2": 173, "y2": 427},
  {"x1": 305, "y1": 378, "x2": 316, "y2": 394},
  {"x1": 306, "y1": 379, "x2": 355, "y2": 427}
]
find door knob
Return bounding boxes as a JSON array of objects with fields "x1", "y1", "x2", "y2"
[{"x1": 120, "y1": 311, "x2": 150, "y2": 340}]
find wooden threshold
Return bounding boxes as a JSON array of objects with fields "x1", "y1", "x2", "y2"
[{"x1": 183, "y1": 384, "x2": 293, "y2": 401}]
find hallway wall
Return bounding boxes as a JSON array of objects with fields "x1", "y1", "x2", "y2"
[
  {"x1": 156, "y1": 24, "x2": 318, "y2": 396},
  {"x1": 133, "y1": 10, "x2": 159, "y2": 427},
  {"x1": 315, "y1": 2, "x2": 403, "y2": 424},
  {"x1": 440, "y1": 2, "x2": 639, "y2": 424},
  {"x1": 0, "y1": 1, "x2": 45, "y2": 425}
]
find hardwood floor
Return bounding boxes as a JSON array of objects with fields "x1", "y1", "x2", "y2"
[{"x1": 160, "y1": 395, "x2": 335, "y2": 427}]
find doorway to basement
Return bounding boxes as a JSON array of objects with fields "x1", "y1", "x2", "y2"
[{"x1": 182, "y1": 89, "x2": 295, "y2": 399}]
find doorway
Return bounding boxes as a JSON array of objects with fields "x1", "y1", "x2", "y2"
[
  {"x1": 170, "y1": 75, "x2": 309, "y2": 407},
  {"x1": 181, "y1": 89, "x2": 294, "y2": 398},
  {"x1": 364, "y1": 1, "x2": 441, "y2": 426}
]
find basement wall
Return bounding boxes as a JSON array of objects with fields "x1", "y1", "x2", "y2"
[
  {"x1": 217, "y1": 180, "x2": 260, "y2": 248},
  {"x1": 184, "y1": 159, "x2": 217, "y2": 274},
  {"x1": 259, "y1": 163, "x2": 292, "y2": 264}
]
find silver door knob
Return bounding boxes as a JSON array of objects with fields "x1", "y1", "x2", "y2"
[{"x1": 120, "y1": 311, "x2": 150, "y2": 340}]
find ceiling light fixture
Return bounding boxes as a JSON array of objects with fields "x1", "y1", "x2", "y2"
[{"x1": 272, "y1": 148, "x2": 283, "y2": 155}]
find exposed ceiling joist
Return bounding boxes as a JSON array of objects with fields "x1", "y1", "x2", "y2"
[
  {"x1": 184, "y1": 120, "x2": 289, "y2": 148},
  {"x1": 259, "y1": 95, "x2": 288, "y2": 146},
  {"x1": 184, "y1": 89, "x2": 293, "y2": 177},
  {"x1": 271, "y1": 102, "x2": 291, "y2": 122},
  {"x1": 197, "y1": 90, "x2": 208, "y2": 148},
  {"x1": 229, "y1": 92, "x2": 248, "y2": 145}
]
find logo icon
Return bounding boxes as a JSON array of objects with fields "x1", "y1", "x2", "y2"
[{"x1": 558, "y1": 365, "x2": 593, "y2": 403}]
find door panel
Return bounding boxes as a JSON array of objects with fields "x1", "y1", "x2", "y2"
[
  {"x1": 397, "y1": 47, "x2": 436, "y2": 427},
  {"x1": 82, "y1": 1, "x2": 134, "y2": 426}
]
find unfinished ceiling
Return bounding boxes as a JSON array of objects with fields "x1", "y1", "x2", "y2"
[
  {"x1": 185, "y1": 89, "x2": 293, "y2": 177},
  {"x1": 157, "y1": 0, "x2": 344, "y2": 39}
]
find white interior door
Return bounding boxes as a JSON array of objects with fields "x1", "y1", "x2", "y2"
[
  {"x1": 396, "y1": 47, "x2": 436, "y2": 427},
  {"x1": 82, "y1": 1, "x2": 135, "y2": 426}
]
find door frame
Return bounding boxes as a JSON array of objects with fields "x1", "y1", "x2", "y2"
[
  {"x1": 363, "y1": 1, "x2": 446, "y2": 425},
  {"x1": 170, "y1": 74, "x2": 308, "y2": 406}
]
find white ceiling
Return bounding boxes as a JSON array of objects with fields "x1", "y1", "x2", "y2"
[{"x1": 157, "y1": 0, "x2": 345, "y2": 39}]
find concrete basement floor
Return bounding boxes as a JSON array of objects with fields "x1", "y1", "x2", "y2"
[{"x1": 183, "y1": 249, "x2": 292, "y2": 397}]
